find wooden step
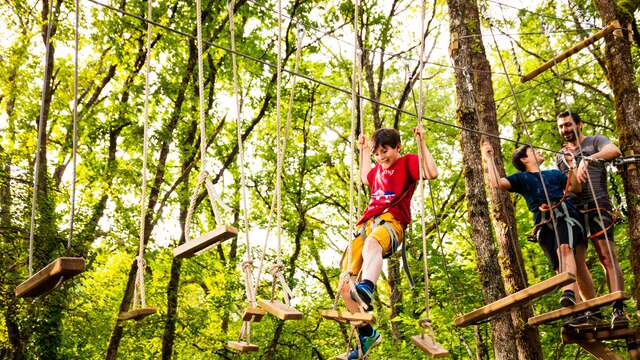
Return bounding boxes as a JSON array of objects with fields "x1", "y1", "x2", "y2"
[
  {"x1": 227, "y1": 341, "x2": 259, "y2": 352},
  {"x1": 411, "y1": 334, "x2": 449, "y2": 357},
  {"x1": 573, "y1": 339, "x2": 623, "y2": 360},
  {"x1": 335, "y1": 353, "x2": 348, "y2": 360},
  {"x1": 455, "y1": 272, "x2": 576, "y2": 327},
  {"x1": 528, "y1": 291, "x2": 628, "y2": 326},
  {"x1": 320, "y1": 309, "x2": 375, "y2": 323},
  {"x1": 242, "y1": 306, "x2": 266, "y2": 322},
  {"x1": 15, "y1": 257, "x2": 85, "y2": 298},
  {"x1": 118, "y1": 307, "x2": 157, "y2": 321},
  {"x1": 258, "y1": 300, "x2": 303, "y2": 320},
  {"x1": 562, "y1": 326, "x2": 640, "y2": 344},
  {"x1": 174, "y1": 225, "x2": 238, "y2": 258}
]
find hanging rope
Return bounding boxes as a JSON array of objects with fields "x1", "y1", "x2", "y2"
[
  {"x1": 132, "y1": 0, "x2": 153, "y2": 311},
  {"x1": 28, "y1": 0, "x2": 56, "y2": 277},
  {"x1": 68, "y1": 0, "x2": 80, "y2": 255}
]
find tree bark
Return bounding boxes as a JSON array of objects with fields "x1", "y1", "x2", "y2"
[
  {"x1": 592, "y1": 0, "x2": 640, "y2": 305},
  {"x1": 461, "y1": 3, "x2": 543, "y2": 358},
  {"x1": 447, "y1": 0, "x2": 518, "y2": 358}
]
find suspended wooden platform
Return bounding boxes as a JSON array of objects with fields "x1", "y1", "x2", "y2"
[
  {"x1": 454, "y1": 272, "x2": 575, "y2": 327},
  {"x1": 118, "y1": 307, "x2": 157, "y2": 321},
  {"x1": 521, "y1": 20, "x2": 620, "y2": 83},
  {"x1": 242, "y1": 306, "x2": 266, "y2": 322},
  {"x1": 562, "y1": 325, "x2": 639, "y2": 344},
  {"x1": 227, "y1": 341, "x2": 259, "y2": 352},
  {"x1": 258, "y1": 300, "x2": 303, "y2": 320},
  {"x1": 411, "y1": 334, "x2": 449, "y2": 357},
  {"x1": 15, "y1": 257, "x2": 85, "y2": 298},
  {"x1": 320, "y1": 309, "x2": 375, "y2": 323},
  {"x1": 528, "y1": 291, "x2": 628, "y2": 326},
  {"x1": 335, "y1": 353, "x2": 349, "y2": 360},
  {"x1": 173, "y1": 225, "x2": 238, "y2": 258}
]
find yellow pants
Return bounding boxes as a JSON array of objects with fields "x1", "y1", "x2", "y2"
[{"x1": 341, "y1": 212, "x2": 404, "y2": 275}]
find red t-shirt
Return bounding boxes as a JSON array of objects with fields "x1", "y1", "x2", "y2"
[{"x1": 357, "y1": 153, "x2": 420, "y2": 227}]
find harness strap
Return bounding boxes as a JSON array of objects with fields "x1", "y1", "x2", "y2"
[
  {"x1": 533, "y1": 202, "x2": 583, "y2": 248},
  {"x1": 580, "y1": 207, "x2": 617, "y2": 240}
]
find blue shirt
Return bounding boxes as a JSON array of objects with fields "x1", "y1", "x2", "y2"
[{"x1": 505, "y1": 170, "x2": 578, "y2": 223}]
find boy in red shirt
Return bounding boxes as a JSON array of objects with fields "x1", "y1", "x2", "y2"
[{"x1": 341, "y1": 125, "x2": 438, "y2": 359}]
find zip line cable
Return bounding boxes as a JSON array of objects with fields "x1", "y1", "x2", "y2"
[{"x1": 88, "y1": 0, "x2": 595, "y2": 157}]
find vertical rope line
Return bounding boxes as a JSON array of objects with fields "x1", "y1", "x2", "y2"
[
  {"x1": 346, "y1": 0, "x2": 360, "y2": 277},
  {"x1": 487, "y1": 23, "x2": 564, "y2": 272},
  {"x1": 275, "y1": 0, "x2": 283, "y2": 262},
  {"x1": 416, "y1": 0, "x2": 431, "y2": 327},
  {"x1": 135, "y1": 0, "x2": 153, "y2": 309},
  {"x1": 228, "y1": 0, "x2": 254, "y2": 307},
  {"x1": 29, "y1": 0, "x2": 56, "y2": 277},
  {"x1": 68, "y1": 0, "x2": 80, "y2": 254}
]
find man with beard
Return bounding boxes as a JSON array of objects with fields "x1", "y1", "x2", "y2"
[{"x1": 555, "y1": 111, "x2": 626, "y2": 325}]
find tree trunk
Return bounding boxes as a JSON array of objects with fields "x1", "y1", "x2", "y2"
[
  {"x1": 463, "y1": 2, "x2": 543, "y2": 358},
  {"x1": 592, "y1": 0, "x2": 640, "y2": 305},
  {"x1": 447, "y1": 0, "x2": 518, "y2": 358}
]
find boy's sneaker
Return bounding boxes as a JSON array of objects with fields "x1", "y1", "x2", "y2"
[
  {"x1": 347, "y1": 329, "x2": 382, "y2": 360},
  {"x1": 350, "y1": 281, "x2": 374, "y2": 312},
  {"x1": 559, "y1": 290, "x2": 576, "y2": 307},
  {"x1": 611, "y1": 307, "x2": 629, "y2": 328}
]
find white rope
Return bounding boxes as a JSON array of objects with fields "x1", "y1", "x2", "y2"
[
  {"x1": 133, "y1": 0, "x2": 153, "y2": 310},
  {"x1": 68, "y1": 0, "x2": 80, "y2": 254},
  {"x1": 29, "y1": 0, "x2": 56, "y2": 277}
]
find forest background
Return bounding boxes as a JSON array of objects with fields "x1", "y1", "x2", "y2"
[{"x1": 1, "y1": 0, "x2": 639, "y2": 358}]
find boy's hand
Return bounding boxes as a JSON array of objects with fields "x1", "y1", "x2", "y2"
[
  {"x1": 562, "y1": 152, "x2": 577, "y2": 170},
  {"x1": 482, "y1": 142, "x2": 494, "y2": 157},
  {"x1": 413, "y1": 123, "x2": 425, "y2": 139},
  {"x1": 358, "y1": 133, "x2": 368, "y2": 151}
]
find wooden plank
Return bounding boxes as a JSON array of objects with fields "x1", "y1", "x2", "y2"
[
  {"x1": 227, "y1": 341, "x2": 259, "y2": 352},
  {"x1": 335, "y1": 353, "x2": 348, "y2": 360},
  {"x1": 15, "y1": 257, "x2": 85, "y2": 298},
  {"x1": 258, "y1": 300, "x2": 303, "y2": 320},
  {"x1": 628, "y1": 336, "x2": 640, "y2": 360},
  {"x1": 411, "y1": 334, "x2": 449, "y2": 357},
  {"x1": 521, "y1": 21, "x2": 618, "y2": 83},
  {"x1": 574, "y1": 340, "x2": 623, "y2": 360},
  {"x1": 528, "y1": 291, "x2": 628, "y2": 327},
  {"x1": 242, "y1": 306, "x2": 266, "y2": 322},
  {"x1": 454, "y1": 272, "x2": 576, "y2": 327},
  {"x1": 118, "y1": 307, "x2": 157, "y2": 321},
  {"x1": 320, "y1": 309, "x2": 375, "y2": 323},
  {"x1": 562, "y1": 327, "x2": 640, "y2": 344},
  {"x1": 173, "y1": 225, "x2": 238, "y2": 258},
  {"x1": 565, "y1": 319, "x2": 629, "y2": 333}
]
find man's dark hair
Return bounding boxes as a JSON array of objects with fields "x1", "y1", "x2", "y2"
[
  {"x1": 371, "y1": 128, "x2": 401, "y2": 152},
  {"x1": 512, "y1": 145, "x2": 532, "y2": 172},
  {"x1": 557, "y1": 110, "x2": 581, "y2": 125}
]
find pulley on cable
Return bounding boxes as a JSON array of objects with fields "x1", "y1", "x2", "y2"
[{"x1": 16, "y1": 0, "x2": 85, "y2": 299}]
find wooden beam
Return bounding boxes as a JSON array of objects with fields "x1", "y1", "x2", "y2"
[
  {"x1": 562, "y1": 327, "x2": 640, "y2": 344},
  {"x1": 118, "y1": 307, "x2": 157, "y2": 321},
  {"x1": 528, "y1": 291, "x2": 628, "y2": 326},
  {"x1": 258, "y1": 300, "x2": 303, "y2": 320},
  {"x1": 335, "y1": 353, "x2": 348, "y2": 360},
  {"x1": 573, "y1": 340, "x2": 623, "y2": 360},
  {"x1": 411, "y1": 334, "x2": 449, "y2": 357},
  {"x1": 454, "y1": 272, "x2": 575, "y2": 327},
  {"x1": 627, "y1": 336, "x2": 640, "y2": 360},
  {"x1": 320, "y1": 309, "x2": 375, "y2": 323},
  {"x1": 173, "y1": 225, "x2": 237, "y2": 258},
  {"x1": 242, "y1": 306, "x2": 266, "y2": 322},
  {"x1": 15, "y1": 257, "x2": 85, "y2": 298},
  {"x1": 227, "y1": 341, "x2": 259, "y2": 352},
  {"x1": 521, "y1": 21, "x2": 619, "y2": 83}
]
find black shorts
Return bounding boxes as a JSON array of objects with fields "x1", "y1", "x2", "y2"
[
  {"x1": 536, "y1": 217, "x2": 585, "y2": 271},
  {"x1": 579, "y1": 203, "x2": 615, "y2": 242}
]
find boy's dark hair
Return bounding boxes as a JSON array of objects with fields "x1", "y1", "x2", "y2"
[
  {"x1": 371, "y1": 128, "x2": 401, "y2": 152},
  {"x1": 512, "y1": 145, "x2": 532, "y2": 172},
  {"x1": 557, "y1": 111, "x2": 581, "y2": 125}
]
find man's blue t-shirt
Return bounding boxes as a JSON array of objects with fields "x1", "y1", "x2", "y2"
[{"x1": 505, "y1": 170, "x2": 578, "y2": 223}]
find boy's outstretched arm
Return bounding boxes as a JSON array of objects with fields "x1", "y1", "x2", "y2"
[
  {"x1": 359, "y1": 133, "x2": 372, "y2": 186},
  {"x1": 481, "y1": 142, "x2": 511, "y2": 190},
  {"x1": 562, "y1": 152, "x2": 582, "y2": 193},
  {"x1": 413, "y1": 124, "x2": 438, "y2": 180}
]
